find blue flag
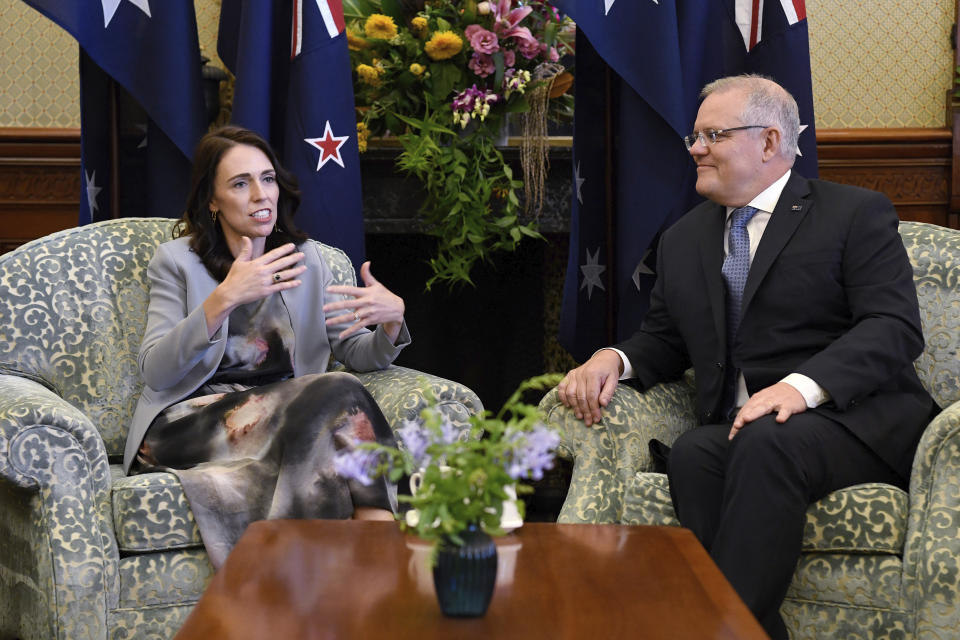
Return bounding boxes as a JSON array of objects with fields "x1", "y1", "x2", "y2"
[
  {"x1": 557, "y1": 0, "x2": 818, "y2": 362},
  {"x1": 22, "y1": 0, "x2": 207, "y2": 224},
  {"x1": 219, "y1": 0, "x2": 366, "y2": 269}
]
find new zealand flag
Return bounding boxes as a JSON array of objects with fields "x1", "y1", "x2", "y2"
[
  {"x1": 219, "y1": 0, "x2": 366, "y2": 269},
  {"x1": 22, "y1": 0, "x2": 207, "y2": 224},
  {"x1": 556, "y1": 0, "x2": 817, "y2": 362}
]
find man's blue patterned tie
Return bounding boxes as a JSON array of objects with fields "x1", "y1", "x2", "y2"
[{"x1": 721, "y1": 205, "x2": 758, "y2": 415}]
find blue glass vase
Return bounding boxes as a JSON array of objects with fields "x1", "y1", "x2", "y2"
[{"x1": 432, "y1": 524, "x2": 498, "y2": 617}]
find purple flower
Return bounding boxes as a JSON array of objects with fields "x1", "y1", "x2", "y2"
[
  {"x1": 517, "y1": 36, "x2": 540, "y2": 60},
  {"x1": 504, "y1": 424, "x2": 560, "y2": 481},
  {"x1": 451, "y1": 85, "x2": 500, "y2": 127},
  {"x1": 503, "y1": 69, "x2": 530, "y2": 98},
  {"x1": 438, "y1": 416, "x2": 462, "y2": 446},
  {"x1": 465, "y1": 25, "x2": 499, "y2": 54},
  {"x1": 333, "y1": 446, "x2": 380, "y2": 486},
  {"x1": 468, "y1": 52, "x2": 496, "y2": 78},
  {"x1": 397, "y1": 418, "x2": 430, "y2": 466}
]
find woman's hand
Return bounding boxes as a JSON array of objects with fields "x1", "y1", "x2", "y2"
[
  {"x1": 203, "y1": 237, "x2": 305, "y2": 339},
  {"x1": 323, "y1": 261, "x2": 405, "y2": 342}
]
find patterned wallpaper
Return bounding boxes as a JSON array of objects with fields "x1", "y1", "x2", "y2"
[
  {"x1": 0, "y1": 0, "x2": 955, "y2": 129},
  {"x1": 808, "y1": 0, "x2": 954, "y2": 128},
  {"x1": 0, "y1": 0, "x2": 225, "y2": 128}
]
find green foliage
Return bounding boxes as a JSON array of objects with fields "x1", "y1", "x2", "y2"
[{"x1": 394, "y1": 110, "x2": 543, "y2": 288}]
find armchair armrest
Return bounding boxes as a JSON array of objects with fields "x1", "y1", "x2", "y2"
[
  {"x1": 0, "y1": 373, "x2": 120, "y2": 640},
  {"x1": 903, "y1": 399, "x2": 960, "y2": 637},
  {"x1": 346, "y1": 365, "x2": 484, "y2": 434},
  {"x1": 538, "y1": 373, "x2": 698, "y2": 524}
]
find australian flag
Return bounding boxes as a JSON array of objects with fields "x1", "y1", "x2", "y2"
[
  {"x1": 21, "y1": 0, "x2": 207, "y2": 225},
  {"x1": 219, "y1": 0, "x2": 366, "y2": 268},
  {"x1": 556, "y1": 0, "x2": 817, "y2": 363}
]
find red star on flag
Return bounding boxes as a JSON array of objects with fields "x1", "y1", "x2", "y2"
[{"x1": 304, "y1": 121, "x2": 349, "y2": 170}]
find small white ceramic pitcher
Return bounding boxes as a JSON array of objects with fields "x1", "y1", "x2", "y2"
[{"x1": 408, "y1": 466, "x2": 523, "y2": 532}]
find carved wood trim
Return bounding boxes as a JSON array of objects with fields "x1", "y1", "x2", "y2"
[
  {"x1": 817, "y1": 127, "x2": 952, "y2": 228},
  {"x1": 0, "y1": 126, "x2": 956, "y2": 255},
  {"x1": 0, "y1": 127, "x2": 81, "y2": 252}
]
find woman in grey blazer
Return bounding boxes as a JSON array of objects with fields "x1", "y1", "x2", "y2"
[{"x1": 126, "y1": 126, "x2": 410, "y2": 567}]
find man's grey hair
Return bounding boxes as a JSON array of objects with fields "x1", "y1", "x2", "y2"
[{"x1": 700, "y1": 74, "x2": 800, "y2": 160}]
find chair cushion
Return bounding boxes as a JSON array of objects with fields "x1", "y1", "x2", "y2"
[
  {"x1": 111, "y1": 466, "x2": 202, "y2": 553},
  {"x1": 624, "y1": 473, "x2": 908, "y2": 554},
  {"x1": 802, "y1": 483, "x2": 908, "y2": 554}
]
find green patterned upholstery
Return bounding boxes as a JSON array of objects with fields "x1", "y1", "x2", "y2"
[
  {"x1": 540, "y1": 221, "x2": 960, "y2": 639},
  {"x1": 0, "y1": 218, "x2": 483, "y2": 640}
]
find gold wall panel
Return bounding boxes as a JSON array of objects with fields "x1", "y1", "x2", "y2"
[
  {"x1": 0, "y1": 0, "x2": 225, "y2": 128},
  {"x1": 808, "y1": 0, "x2": 954, "y2": 128},
  {"x1": 0, "y1": 0, "x2": 79, "y2": 127},
  {"x1": 0, "y1": 0, "x2": 955, "y2": 129}
]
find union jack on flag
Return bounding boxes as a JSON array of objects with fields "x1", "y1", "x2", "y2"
[
  {"x1": 292, "y1": 0, "x2": 345, "y2": 53},
  {"x1": 735, "y1": 0, "x2": 807, "y2": 50}
]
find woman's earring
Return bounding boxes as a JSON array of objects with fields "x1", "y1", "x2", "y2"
[{"x1": 211, "y1": 210, "x2": 219, "y2": 223}]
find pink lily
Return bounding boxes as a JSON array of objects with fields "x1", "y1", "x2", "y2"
[{"x1": 491, "y1": 0, "x2": 537, "y2": 44}]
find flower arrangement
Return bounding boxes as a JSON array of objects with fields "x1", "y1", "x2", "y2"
[
  {"x1": 345, "y1": 0, "x2": 575, "y2": 288},
  {"x1": 334, "y1": 373, "x2": 563, "y2": 546}
]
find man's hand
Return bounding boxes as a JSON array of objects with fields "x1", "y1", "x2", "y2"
[
  {"x1": 729, "y1": 382, "x2": 807, "y2": 440},
  {"x1": 557, "y1": 349, "x2": 624, "y2": 426}
]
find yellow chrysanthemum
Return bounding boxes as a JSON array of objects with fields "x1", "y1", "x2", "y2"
[
  {"x1": 346, "y1": 30, "x2": 368, "y2": 51},
  {"x1": 356, "y1": 64, "x2": 381, "y2": 86},
  {"x1": 410, "y1": 16, "x2": 428, "y2": 36},
  {"x1": 424, "y1": 31, "x2": 463, "y2": 61},
  {"x1": 409, "y1": 63, "x2": 425, "y2": 76},
  {"x1": 356, "y1": 122, "x2": 369, "y2": 153},
  {"x1": 364, "y1": 14, "x2": 398, "y2": 40}
]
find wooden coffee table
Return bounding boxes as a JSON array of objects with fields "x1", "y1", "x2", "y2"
[{"x1": 173, "y1": 520, "x2": 767, "y2": 639}]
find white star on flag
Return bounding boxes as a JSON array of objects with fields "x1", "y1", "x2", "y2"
[
  {"x1": 632, "y1": 249, "x2": 655, "y2": 291},
  {"x1": 796, "y1": 124, "x2": 808, "y2": 156},
  {"x1": 305, "y1": 121, "x2": 349, "y2": 170},
  {"x1": 575, "y1": 162, "x2": 585, "y2": 205},
  {"x1": 101, "y1": 0, "x2": 151, "y2": 28},
  {"x1": 580, "y1": 247, "x2": 606, "y2": 300},
  {"x1": 85, "y1": 170, "x2": 102, "y2": 214},
  {"x1": 136, "y1": 123, "x2": 148, "y2": 149},
  {"x1": 606, "y1": 0, "x2": 657, "y2": 16}
]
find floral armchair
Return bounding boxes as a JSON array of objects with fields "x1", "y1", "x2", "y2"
[
  {"x1": 0, "y1": 218, "x2": 484, "y2": 640},
  {"x1": 539, "y1": 221, "x2": 960, "y2": 639}
]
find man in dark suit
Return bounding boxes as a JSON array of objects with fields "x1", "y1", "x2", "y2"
[{"x1": 557, "y1": 75, "x2": 934, "y2": 639}]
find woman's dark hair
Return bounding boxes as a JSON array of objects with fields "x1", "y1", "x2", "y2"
[{"x1": 175, "y1": 125, "x2": 308, "y2": 281}]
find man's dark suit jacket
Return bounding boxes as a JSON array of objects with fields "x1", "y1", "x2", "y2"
[{"x1": 615, "y1": 173, "x2": 935, "y2": 481}]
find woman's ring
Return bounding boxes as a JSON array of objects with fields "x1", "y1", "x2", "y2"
[
  {"x1": 273, "y1": 273, "x2": 282, "y2": 283},
  {"x1": 354, "y1": 311, "x2": 361, "y2": 322}
]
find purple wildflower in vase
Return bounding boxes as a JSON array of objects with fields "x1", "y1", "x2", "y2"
[
  {"x1": 333, "y1": 446, "x2": 379, "y2": 486},
  {"x1": 398, "y1": 419, "x2": 430, "y2": 466},
  {"x1": 438, "y1": 416, "x2": 463, "y2": 446},
  {"x1": 505, "y1": 424, "x2": 560, "y2": 481}
]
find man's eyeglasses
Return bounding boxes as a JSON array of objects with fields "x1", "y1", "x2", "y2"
[{"x1": 682, "y1": 125, "x2": 768, "y2": 150}]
